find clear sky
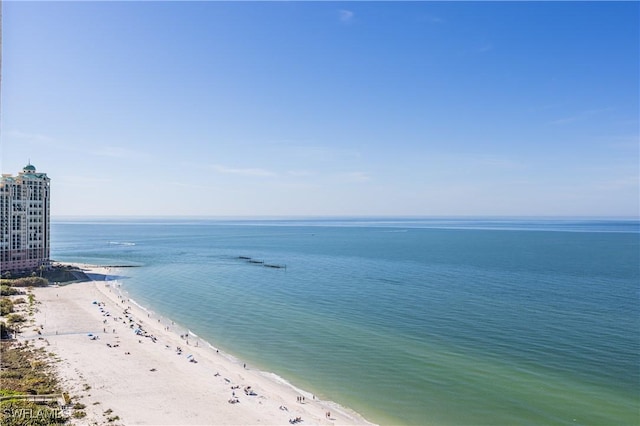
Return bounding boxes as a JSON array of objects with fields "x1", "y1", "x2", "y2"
[{"x1": 1, "y1": 1, "x2": 638, "y2": 218}]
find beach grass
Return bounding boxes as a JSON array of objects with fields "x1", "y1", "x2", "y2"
[{"x1": 0, "y1": 341, "x2": 67, "y2": 425}]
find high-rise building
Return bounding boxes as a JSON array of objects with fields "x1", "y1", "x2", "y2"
[{"x1": 0, "y1": 164, "x2": 51, "y2": 275}]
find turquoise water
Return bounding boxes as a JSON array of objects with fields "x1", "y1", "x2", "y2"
[{"x1": 51, "y1": 218, "x2": 639, "y2": 425}]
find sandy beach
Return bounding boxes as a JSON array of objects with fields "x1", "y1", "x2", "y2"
[{"x1": 20, "y1": 265, "x2": 373, "y2": 425}]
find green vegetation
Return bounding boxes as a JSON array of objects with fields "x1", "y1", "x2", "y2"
[
  {"x1": 0, "y1": 341, "x2": 67, "y2": 425},
  {"x1": 0, "y1": 342, "x2": 58, "y2": 394},
  {"x1": 0, "y1": 389, "x2": 22, "y2": 397},
  {"x1": 0, "y1": 275, "x2": 88, "y2": 425},
  {"x1": 1, "y1": 264, "x2": 107, "y2": 286},
  {"x1": 0, "y1": 277, "x2": 48, "y2": 288},
  {"x1": 0, "y1": 286, "x2": 21, "y2": 296},
  {"x1": 7, "y1": 314, "x2": 27, "y2": 324},
  {"x1": 5, "y1": 314, "x2": 26, "y2": 326},
  {"x1": 0, "y1": 399, "x2": 67, "y2": 426},
  {"x1": 1, "y1": 298, "x2": 15, "y2": 316},
  {"x1": 72, "y1": 411, "x2": 86, "y2": 419},
  {"x1": 42, "y1": 266, "x2": 85, "y2": 283},
  {"x1": 1, "y1": 288, "x2": 35, "y2": 338}
]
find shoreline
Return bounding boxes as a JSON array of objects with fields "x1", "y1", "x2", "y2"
[{"x1": 21, "y1": 263, "x2": 375, "y2": 425}]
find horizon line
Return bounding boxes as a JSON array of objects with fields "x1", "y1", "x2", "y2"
[{"x1": 51, "y1": 214, "x2": 640, "y2": 221}]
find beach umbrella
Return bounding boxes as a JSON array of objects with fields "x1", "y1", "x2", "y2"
[{"x1": 87, "y1": 333, "x2": 93, "y2": 337}]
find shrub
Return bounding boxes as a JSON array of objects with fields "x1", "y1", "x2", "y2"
[
  {"x1": 0, "y1": 285, "x2": 20, "y2": 296},
  {"x1": 5, "y1": 314, "x2": 25, "y2": 325},
  {"x1": 1, "y1": 277, "x2": 48, "y2": 288},
  {"x1": 1, "y1": 298, "x2": 14, "y2": 315}
]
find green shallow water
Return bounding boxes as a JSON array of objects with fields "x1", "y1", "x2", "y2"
[{"x1": 52, "y1": 218, "x2": 640, "y2": 425}]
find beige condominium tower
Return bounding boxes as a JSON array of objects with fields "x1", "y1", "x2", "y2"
[{"x1": 0, "y1": 163, "x2": 51, "y2": 275}]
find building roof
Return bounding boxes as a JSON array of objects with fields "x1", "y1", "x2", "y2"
[
  {"x1": 0, "y1": 164, "x2": 49, "y2": 183},
  {"x1": 22, "y1": 164, "x2": 49, "y2": 179}
]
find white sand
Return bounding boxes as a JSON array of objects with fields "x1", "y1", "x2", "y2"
[{"x1": 20, "y1": 265, "x2": 374, "y2": 425}]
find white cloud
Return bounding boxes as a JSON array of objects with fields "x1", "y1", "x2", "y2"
[
  {"x1": 166, "y1": 181, "x2": 214, "y2": 190},
  {"x1": 594, "y1": 176, "x2": 639, "y2": 191},
  {"x1": 339, "y1": 9, "x2": 354, "y2": 23},
  {"x1": 549, "y1": 107, "x2": 613, "y2": 125},
  {"x1": 477, "y1": 43, "x2": 494, "y2": 53},
  {"x1": 5, "y1": 130, "x2": 53, "y2": 143},
  {"x1": 92, "y1": 146, "x2": 141, "y2": 159},
  {"x1": 212, "y1": 164, "x2": 277, "y2": 177},
  {"x1": 472, "y1": 155, "x2": 523, "y2": 170},
  {"x1": 285, "y1": 144, "x2": 362, "y2": 162},
  {"x1": 608, "y1": 135, "x2": 640, "y2": 150},
  {"x1": 421, "y1": 15, "x2": 445, "y2": 24},
  {"x1": 287, "y1": 170, "x2": 316, "y2": 177},
  {"x1": 56, "y1": 175, "x2": 113, "y2": 188},
  {"x1": 343, "y1": 171, "x2": 371, "y2": 183}
]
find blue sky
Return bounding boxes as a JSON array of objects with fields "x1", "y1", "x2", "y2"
[{"x1": 2, "y1": 1, "x2": 638, "y2": 217}]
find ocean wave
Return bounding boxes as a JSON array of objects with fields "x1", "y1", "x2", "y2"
[{"x1": 128, "y1": 298, "x2": 151, "y2": 314}]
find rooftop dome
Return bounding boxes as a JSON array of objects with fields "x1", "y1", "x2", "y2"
[{"x1": 23, "y1": 164, "x2": 36, "y2": 172}]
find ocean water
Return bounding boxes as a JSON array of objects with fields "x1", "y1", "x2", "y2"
[{"x1": 51, "y1": 218, "x2": 640, "y2": 425}]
